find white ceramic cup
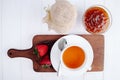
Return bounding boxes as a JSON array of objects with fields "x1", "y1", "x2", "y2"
[{"x1": 59, "y1": 35, "x2": 94, "y2": 74}]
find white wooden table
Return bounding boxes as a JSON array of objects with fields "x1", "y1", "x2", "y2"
[{"x1": 0, "y1": 0, "x2": 120, "y2": 80}]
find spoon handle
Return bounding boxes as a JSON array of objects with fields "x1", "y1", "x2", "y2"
[{"x1": 57, "y1": 62, "x2": 62, "y2": 76}]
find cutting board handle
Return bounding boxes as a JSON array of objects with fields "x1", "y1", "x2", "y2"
[
  {"x1": 7, "y1": 48, "x2": 34, "y2": 59},
  {"x1": 7, "y1": 48, "x2": 43, "y2": 71}
]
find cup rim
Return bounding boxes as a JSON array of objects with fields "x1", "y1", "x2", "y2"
[{"x1": 82, "y1": 5, "x2": 112, "y2": 34}]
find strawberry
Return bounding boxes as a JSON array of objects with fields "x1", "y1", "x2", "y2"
[
  {"x1": 40, "y1": 55, "x2": 51, "y2": 65},
  {"x1": 40, "y1": 55, "x2": 51, "y2": 68},
  {"x1": 34, "y1": 44, "x2": 48, "y2": 57}
]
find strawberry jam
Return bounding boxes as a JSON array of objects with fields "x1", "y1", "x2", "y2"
[{"x1": 84, "y1": 6, "x2": 110, "y2": 33}]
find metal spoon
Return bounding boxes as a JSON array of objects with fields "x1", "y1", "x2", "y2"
[
  {"x1": 58, "y1": 38, "x2": 67, "y2": 51},
  {"x1": 57, "y1": 38, "x2": 67, "y2": 76}
]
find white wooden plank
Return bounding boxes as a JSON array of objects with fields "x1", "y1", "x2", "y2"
[
  {"x1": 104, "y1": 0, "x2": 120, "y2": 80},
  {"x1": 41, "y1": 73, "x2": 85, "y2": 80},
  {"x1": 20, "y1": 56, "x2": 45, "y2": 80},
  {"x1": 42, "y1": 73, "x2": 59, "y2": 80},
  {"x1": 19, "y1": 0, "x2": 44, "y2": 80},
  {"x1": 20, "y1": 0, "x2": 46, "y2": 49},
  {"x1": 85, "y1": 72, "x2": 104, "y2": 80},
  {"x1": 2, "y1": 0, "x2": 22, "y2": 80},
  {"x1": 62, "y1": 74, "x2": 85, "y2": 80},
  {"x1": 85, "y1": 0, "x2": 105, "y2": 9},
  {"x1": 0, "y1": 0, "x2": 3, "y2": 79},
  {"x1": 20, "y1": 0, "x2": 43, "y2": 33},
  {"x1": 41, "y1": 70, "x2": 84, "y2": 80}
]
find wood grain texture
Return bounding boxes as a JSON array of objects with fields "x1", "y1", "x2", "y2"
[
  {"x1": 8, "y1": 35, "x2": 104, "y2": 72},
  {"x1": 81, "y1": 35, "x2": 104, "y2": 71}
]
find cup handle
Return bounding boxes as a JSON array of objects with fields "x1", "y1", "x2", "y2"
[{"x1": 88, "y1": 66, "x2": 92, "y2": 71}]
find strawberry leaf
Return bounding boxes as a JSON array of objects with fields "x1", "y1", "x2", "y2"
[
  {"x1": 33, "y1": 48, "x2": 38, "y2": 55},
  {"x1": 41, "y1": 64, "x2": 51, "y2": 68}
]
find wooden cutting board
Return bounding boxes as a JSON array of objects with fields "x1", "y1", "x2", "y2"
[{"x1": 7, "y1": 35, "x2": 104, "y2": 72}]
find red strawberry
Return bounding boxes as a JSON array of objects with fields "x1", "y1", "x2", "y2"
[
  {"x1": 40, "y1": 55, "x2": 51, "y2": 65},
  {"x1": 34, "y1": 44, "x2": 48, "y2": 57}
]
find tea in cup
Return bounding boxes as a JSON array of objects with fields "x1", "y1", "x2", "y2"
[{"x1": 62, "y1": 45, "x2": 86, "y2": 69}]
